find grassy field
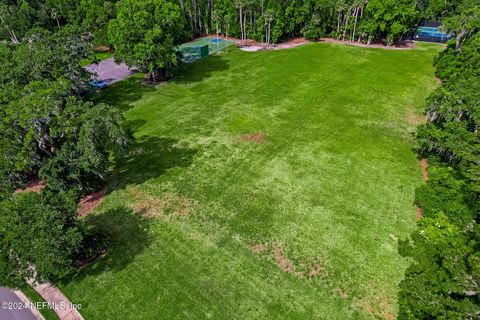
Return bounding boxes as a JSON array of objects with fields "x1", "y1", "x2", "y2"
[{"x1": 60, "y1": 42, "x2": 440, "y2": 319}]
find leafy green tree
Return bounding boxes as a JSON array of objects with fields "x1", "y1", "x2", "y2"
[
  {"x1": 0, "y1": 78, "x2": 129, "y2": 194},
  {"x1": 76, "y1": 0, "x2": 117, "y2": 46},
  {"x1": 361, "y1": 0, "x2": 417, "y2": 45},
  {"x1": 39, "y1": 102, "x2": 130, "y2": 194},
  {"x1": 108, "y1": 0, "x2": 184, "y2": 83},
  {"x1": 0, "y1": 190, "x2": 82, "y2": 287}
]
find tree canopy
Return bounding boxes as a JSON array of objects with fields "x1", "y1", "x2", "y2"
[{"x1": 108, "y1": 0, "x2": 184, "y2": 82}]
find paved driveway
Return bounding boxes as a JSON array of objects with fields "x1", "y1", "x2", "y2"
[
  {"x1": 0, "y1": 288, "x2": 38, "y2": 320},
  {"x1": 86, "y1": 58, "x2": 137, "y2": 85}
]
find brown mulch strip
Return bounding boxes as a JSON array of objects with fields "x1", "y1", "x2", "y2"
[
  {"x1": 78, "y1": 189, "x2": 106, "y2": 217},
  {"x1": 420, "y1": 158, "x2": 429, "y2": 181},
  {"x1": 416, "y1": 206, "x2": 423, "y2": 220},
  {"x1": 416, "y1": 158, "x2": 430, "y2": 220},
  {"x1": 75, "y1": 250, "x2": 108, "y2": 268},
  {"x1": 13, "y1": 177, "x2": 46, "y2": 195}
]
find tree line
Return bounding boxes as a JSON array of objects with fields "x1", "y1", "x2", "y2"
[
  {"x1": 0, "y1": 0, "x2": 461, "y2": 47},
  {"x1": 0, "y1": 25, "x2": 129, "y2": 285},
  {"x1": 398, "y1": 0, "x2": 480, "y2": 318}
]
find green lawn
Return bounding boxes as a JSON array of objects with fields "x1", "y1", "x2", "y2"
[{"x1": 61, "y1": 42, "x2": 441, "y2": 319}]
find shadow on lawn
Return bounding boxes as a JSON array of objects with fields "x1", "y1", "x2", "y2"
[
  {"x1": 175, "y1": 54, "x2": 230, "y2": 84},
  {"x1": 65, "y1": 207, "x2": 153, "y2": 282},
  {"x1": 109, "y1": 136, "x2": 197, "y2": 190},
  {"x1": 89, "y1": 74, "x2": 157, "y2": 112}
]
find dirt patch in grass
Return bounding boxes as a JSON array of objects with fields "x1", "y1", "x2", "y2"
[
  {"x1": 335, "y1": 287, "x2": 349, "y2": 299},
  {"x1": 252, "y1": 241, "x2": 327, "y2": 280},
  {"x1": 251, "y1": 243, "x2": 266, "y2": 253},
  {"x1": 78, "y1": 189, "x2": 106, "y2": 217},
  {"x1": 352, "y1": 284, "x2": 395, "y2": 320},
  {"x1": 238, "y1": 37, "x2": 311, "y2": 51},
  {"x1": 406, "y1": 109, "x2": 425, "y2": 125},
  {"x1": 238, "y1": 132, "x2": 267, "y2": 143},
  {"x1": 14, "y1": 176, "x2": 46, "y2": 195},
  {"x1": 129, "y1": 188, "x2": 196, "y2": 221},
  {"x1": 272, "y1": 242, "x2": 295, "y2": 273}
]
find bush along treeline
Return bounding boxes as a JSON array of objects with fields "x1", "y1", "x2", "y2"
[
  {"x1": 0, "y1": 25, "x2": 129, "y2": 286},
  {"x1": 398, "y1": 0, "x2": 480, "y2": 318}
]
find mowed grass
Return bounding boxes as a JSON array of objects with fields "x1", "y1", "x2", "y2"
[{"x1": 60, "y1": 42, "x2": 441, "y2": 319}]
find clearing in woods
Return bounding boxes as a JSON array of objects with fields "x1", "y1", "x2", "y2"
[{"x1": 59, "y1": 42, "x2": 441, "y2": 319}]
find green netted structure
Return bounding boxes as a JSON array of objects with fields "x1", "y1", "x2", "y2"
[{"x1": 178, "y1": 37, "x2": 235, "y2": 63}]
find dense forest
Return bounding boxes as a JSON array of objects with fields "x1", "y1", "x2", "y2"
[
  {"x1": 0, "y1": 0, "x2": 479, "y2": 318},
  {"x1": 0, "y1": 0, "x2": 463, "y2": 46}
]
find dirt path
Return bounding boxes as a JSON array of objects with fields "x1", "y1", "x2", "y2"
[{"x1": 33, "y1": 283, "x2": 83, "y2": 320}]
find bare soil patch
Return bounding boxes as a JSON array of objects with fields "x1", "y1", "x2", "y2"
[
  {"x1": 352, "y1": 283, "x2": 395, "y2": 320},
  {"x1": 14, "y1": 176, "x2": 46, "y2": 195},
  {"x1": 272, "y1": 242, "x2": 295, "y2": 273},
  {"x1": 129, "y1": 188, "x2": 196, "y2": 221},
  {"x1": 251, "y1": 243, "x2": 266, "y2": 253},
  {"x1": 335, "y1": 287, "x2": 349, "y2": 299},
  {"x1": 78, "y1": 189, "x2": 106, "y2": 217},
  {"x1": 406, "y1": 109, "x2": 425, "y2": 125},
  {"x1": 236, "y1": 36, "x2": 415, "y2": 52},
  {"x1": 252, "y1": 241, "x2": 327, "y2": 280},
  {"x1": 420, "y1": 158, "x2": 429, "y2": 181},
  {"x1": 238, "y1": 132, "x2": 267, "y2": 143},
  {"x1": 238, "y1": 37, "x2": 311, "y2": 52}
]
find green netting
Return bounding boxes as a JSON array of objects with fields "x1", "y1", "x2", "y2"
[{"x1": 178, "y1": 37, "x2": 235, "y2": 63}]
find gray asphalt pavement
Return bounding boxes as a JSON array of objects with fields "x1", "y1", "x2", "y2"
[
  {"x1": 86, "y1": 58, "x2": 137, "y2": 85},
  {"x1": 0, "y1": 288, "x2": 37, "y2": 320}
]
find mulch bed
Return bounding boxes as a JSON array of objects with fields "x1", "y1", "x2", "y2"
[
  {"x1": 78, "y1": 189, "x2": 106, "y2": 217},
  {"x1": 416, "y1": 158, "x2": 430, "y2": 220},
  {"x1": 13, "y1": 176, "x2": 46, "y2": 195}
]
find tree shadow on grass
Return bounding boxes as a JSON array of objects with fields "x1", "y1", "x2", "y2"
[
  {"x1": 109, "y1": 136, "x2": 198, "y2": 190},
  {"x1": 88, "y1": 74, "x2": 156, "y2": 112},
  {"x1": 175, "y1": 54, "x2": 230, "y2": 85},
  {"x1": 63, "y1": 206, "x2": 153, "y2": 283}
]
